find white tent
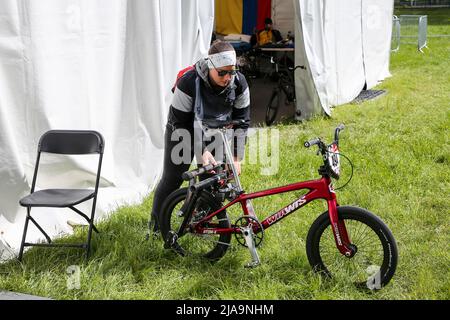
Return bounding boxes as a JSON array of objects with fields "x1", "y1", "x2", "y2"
[
  {"x1": 0, "y1": 0, "x2": 214, "y2": 261},
  {"x1": 215, "y1": 0, "x2": 393, "y2": 118},
  {"x1": 273, "y1": 0, "x2": 394, "y2": 119},
  {"x1": 0, "y1": 0, "x2": 394, "y2": 261}
]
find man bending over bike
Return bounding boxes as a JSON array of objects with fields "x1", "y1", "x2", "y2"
[{"x1": 149, "y1": 41, "x2": 251, "y2": 235}]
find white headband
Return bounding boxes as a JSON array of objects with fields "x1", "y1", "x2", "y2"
[{"x1": 207, "y1": 51, "x2": 236, "y2": 69}]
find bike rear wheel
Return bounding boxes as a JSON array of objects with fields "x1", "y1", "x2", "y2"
[
  {"x1": 160, "y1": 188, "x2": 231, "y2": 261},
  {"x1": 306, "y1": 206, "x2": 398, "y2": 289},
  {"x1": 265, "y1": 89, "x2": 280, "y2": 126}
]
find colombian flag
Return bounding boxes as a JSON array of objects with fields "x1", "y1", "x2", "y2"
[{"x1": 215, "y1": 0, "x2": 272, "y2": 35}]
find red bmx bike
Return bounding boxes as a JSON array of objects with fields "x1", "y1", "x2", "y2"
[{"x1": 160, "y1": 123, "x2": 398, "y2": 289}]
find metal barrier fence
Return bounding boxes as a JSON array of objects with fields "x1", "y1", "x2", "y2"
[
  {"x1": 401, "y1": 15, "x2": 428, "y2": 51},
  {"x1": 392, "y1": 15, "x2": 428, "y2": 52},
  {"x1": 392, "y1": 16, "x2": 401, "y2": 52}
]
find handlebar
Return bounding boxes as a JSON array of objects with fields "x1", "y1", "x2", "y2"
[
  {"x1": 182, "y1": 163, "x2": 222, "y2": 181},
  {"x1": 190, "y1": 173, "x2": 227, "y2": 192},
  {"x1": 304, "y1": 138, "x2": 321, "y2": 148},
  {"x1": 289, "y1": 65, "x2": 306, "y2": 71},
  {"x1": 201, "y1": 119, "x2": 246, "y2": 130},
  {"x1": 303, "y1": 124, "x2": 347, "y2": 180},
  {"x1": 334, "y1": 124, "x2": 345, "y2": 146},
  {"x1": 304, "y1": 124, "x2": 345, "y2": 149}
]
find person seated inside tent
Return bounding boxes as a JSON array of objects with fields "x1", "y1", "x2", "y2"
[{"x1": 253, "y1": 18, "x2": 283, "y2": 47}]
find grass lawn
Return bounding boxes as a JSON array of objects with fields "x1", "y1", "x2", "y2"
[{"x1": 1, "y1": 8, "x2": 449, "y2": 300}]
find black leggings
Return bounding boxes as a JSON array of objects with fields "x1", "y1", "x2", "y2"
[
  {"x1": 150, "y1": 123, "x2": 226, "y2": 229},
  {"x1": 150, "y1": 124, "x2": 195, "y2": 229}
]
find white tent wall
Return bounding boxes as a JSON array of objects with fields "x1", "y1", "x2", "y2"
[
  {"x1": 323, "y1": 0, "x2": 366, "y2": 107},
  {"x1": 293, "y1": 0, "x2": 394, "y2": 120},
  {"x1": 293, "y1": 0, "x2": 330, "y2": 119},
  {"x1": 362, "y1": 0, "x2": 394, "y2": 89},
  {"x1": 271, "y1": 0, "x2": 295, "y2": 37},
  {"x1": 0, "y1": 0, "x2": 214, "y2": 262}
]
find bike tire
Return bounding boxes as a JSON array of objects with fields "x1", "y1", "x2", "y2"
[
  {"x1": 160, "y1": 188, "x2": 231, "y2": 261},
  {"x1": 306, "y1": 206, "x2": 398, "y2": 289},
  {"x1": 265, "y1": 89, "x2": 280, "y2": 126}
]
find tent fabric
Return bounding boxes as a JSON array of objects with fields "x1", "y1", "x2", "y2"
[
  {"x1": 271, "y1": 0, "x2": 295, "y2": 36},
  {"x1": 215, "y1": 0, "x2": 292, "y2": 38},
  {"x1": 293, "y1": 0, "x2": 328, "y2": 119},
  {"x1": 361, "y1": 0, "x2": 394, "y2": 89},
  {"x1": 214, "y1": 0, "x2": 271, "y2": 35},
  {"x1": 256, "y1": 0, "x2": 272, "y2": 31},
  {"x1": 323, "y1": 0, "x2": 366, "y2": 107},
  {"x1": 293, "y1": 0, "x2": 394, "y2": 120},
  {"x1": 242, "y1": 0, "x2": 258, "y2": 35},
  {"x1": 0, "y1": 0, "x2": 214, "y2": 262},
  {"x1": 214, "y1": 0, "x2": 243, "y2": 35}
]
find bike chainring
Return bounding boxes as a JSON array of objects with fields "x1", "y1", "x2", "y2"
[{"x1": 234, "y1": 215, "x2": 264, "y2": 248}]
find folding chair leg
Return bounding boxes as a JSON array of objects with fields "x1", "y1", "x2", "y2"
[
  {"x1": 18, "y1": 208, "x2": 31, "y2": 261},
  {"x1": 29, "y1": 216, "x2": 51, "y2": 243},
  {"x1": 85, "y1": 205, "x2": 98, "y2": 259},
  {"x1": 69, "y1": 206, "x2": 99, "y2": 233},
  {"x1": 85, "y1": 225, "x2": 94, "y2": 259}
]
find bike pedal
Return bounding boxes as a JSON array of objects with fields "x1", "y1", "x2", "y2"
[
  {"x1": 170, "y1": 242, "x2": 186, "y2": 257},
  {"x1": 164, "y1": 230, "x2": 186, "y2": 257}
]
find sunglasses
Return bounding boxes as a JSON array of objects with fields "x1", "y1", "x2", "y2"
[
  {"x1": 217, "y1": 69, "x2": 238, "y2": 77},
  {"x1": 209, "y1": 59, "x2": 239, "y2": 77}
]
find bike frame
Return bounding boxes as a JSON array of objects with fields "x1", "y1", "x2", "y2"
[
  {"x1": 194, "y1": 175, "x2": 355, "y2": 257},
  {"x1": 273, "y1": 55, "x2": 297, "y2": 101},
  {"x1": 278, "y1": 74, "x2": 295, "y2": 102}
]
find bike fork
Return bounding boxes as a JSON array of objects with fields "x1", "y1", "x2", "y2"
[{"x1": 327, "y1": 199, "x2": 355, "y2": 257}]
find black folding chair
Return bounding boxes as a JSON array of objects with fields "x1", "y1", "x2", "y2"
[{"x1": 18, "y1": 130, "x2": 105, "y2": 261}]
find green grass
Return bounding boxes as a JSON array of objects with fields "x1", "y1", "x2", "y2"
[{"x1": 1, "y1": 9, "x2": 449, "y2": 300}]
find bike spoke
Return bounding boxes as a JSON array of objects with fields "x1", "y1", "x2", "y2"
[
  {"x1": 353, "y1": 232, "x2": 379, "y2": 250},
  {"x1": 318, "y1": 217, "x2": 386, "y2": 285},
  {"x1": 348, "y1": 220, "x2": 366, "y2": 243},
  {"x1": 192, "y1": 233, "x2": 232, "y2": 247},
  {"x1": 167, "y1": 194, "x2": 231, "y2": 259},
  {"x1": 353, "y1": 224, "x2": 370, "y2": 244}
]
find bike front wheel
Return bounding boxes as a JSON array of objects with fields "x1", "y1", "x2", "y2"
[
  {"x1": 306, "y1": 206, "x2": 398, "y2": 289},
  {"x1": 160, "y1": 188, "x2": 231, "y2": 261}
]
